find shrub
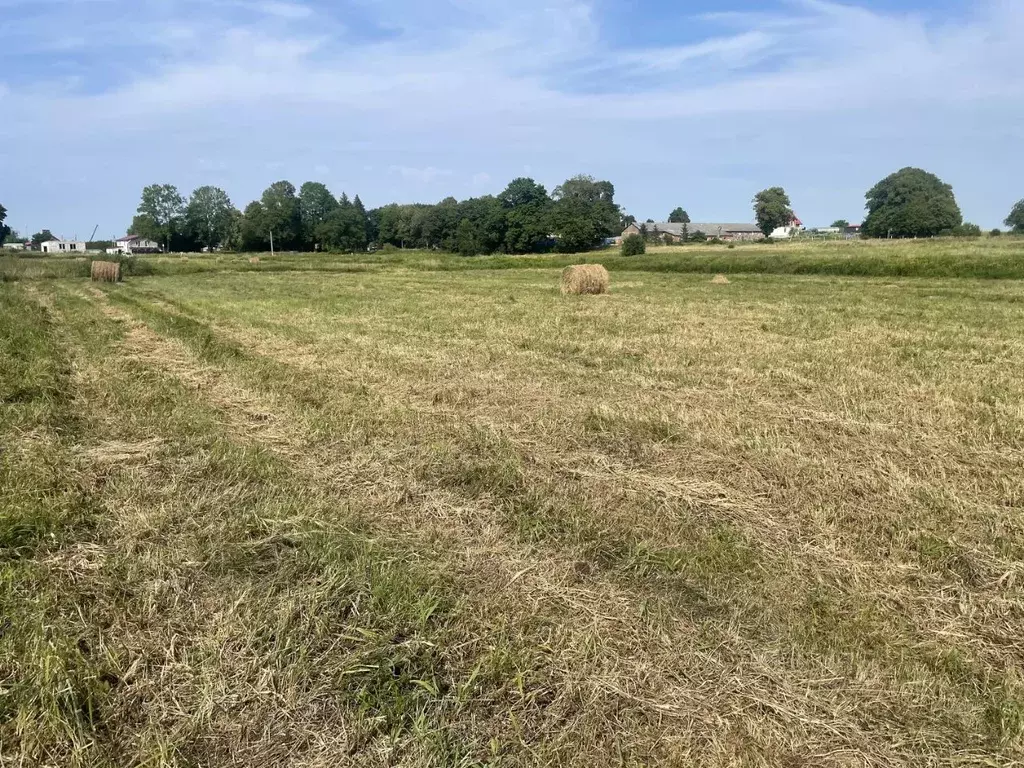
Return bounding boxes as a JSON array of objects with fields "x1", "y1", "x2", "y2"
[
  {"x1": 990, "y1": 228, "x2": 1003, "y2": 237},
  {"x1": 954, "y1": 223, "x2": 982, "y2": 238},
  {"x1": 621, "y1": 234, "x2": 646, "y2": 257},
  {"x1": 86, "y1": 253, "x2": 154, "y2": 277},
  {"x1": 728, "y1": 243, "x2": 736, "y2": 250}
]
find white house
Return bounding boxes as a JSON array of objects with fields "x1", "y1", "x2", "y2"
[
  {"x1": 2, "y1": 242, "x2": 26, "y2": 251},
  {"x1": 770, "y1": 216, "x2": 805, "y2": 240},
  {"x1": 112, "y1": 235, "x2": 161, "y2": 255},
  {"x1": 41, "y1": 239, "x2": 86, "y2": 254}
]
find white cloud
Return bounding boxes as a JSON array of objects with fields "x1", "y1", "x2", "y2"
[
  {"x1": 1, "y1": 0, "x2": 1022, "y2": 232},
  {"x1": 254, "y1": 1, "x2": 312, "y2": 19},
  {"x1": 389, "y1": 166, "x2": 455, "y2": 184}
]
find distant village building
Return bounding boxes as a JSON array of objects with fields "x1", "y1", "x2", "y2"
[
  {"x1": 769, "y1": 216, "x2": 804, "y2": 240},
  {"x1": 2, "y1": 242, "x2": 27, "y2": 251},
  {"x1": 41, "y1": 239, "x2": 86, "y2": 254},
  {"x1": 110, "y1": 235, "x2": 161, "y2": 255},
  {"x1": 621, "y1": 221, "x2": 765, "y2": 243}
]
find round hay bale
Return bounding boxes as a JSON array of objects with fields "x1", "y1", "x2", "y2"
[
  {"x1": 90, "y1": 260, "x2": 121, "y2": 283},
  {"x1": 561, "y1": 264, "x2": 610, "y2": 295},
  {"x1": 711, "y1": 274, "x2": 731, "y2": 285}
]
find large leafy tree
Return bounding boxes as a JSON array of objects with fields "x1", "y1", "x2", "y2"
[
  {"x1": 375, "y1": 204, "x2": 403, "y2": 247},
  {"x1": 753, "y1": 187, "x2": 794, "y2": 237},
  {"x1": 457, "y1": 196, "x2": 506, "y2": 254},
  {"x1": 668, "y1": 207, "x2": 690, "y2": 224},
  {"x1": 862, "y1": 168, "x2": 961, "y2": 238},
  {"x1": 239, "y1": 201, "x2": 269, "y2": 251},
  {"x1": 0, "y1": 203, "x2": 10, "y2": 243},
  {"x1": 1005, "y1": 200, "x2": 1024, "y2": 234},
  {"x1": 185, "y1": 186, "x2": 236, "y2": 252},
  {"x1": 456, "y1": 218, "x2": 476, "y2": 256},
  {"x1": 353, "y1": 195, "x2": 373, "y2": 244},
  {"x1": 135, "y1": 184, "x2": 185, "y2": 250},
  {"x1": 260, "y1": 181, "x2": 302, "y2": 250},
  {"x1": 549, "y1": 175, "x2": 621, "y2": 253},
  {"x1": 499, "y1": 177, "x2": 550, "y2": 253},
  {"x1": 299, "y1": 182, "x2": 339, "y2": 250},
  {"x1": 317, "y1": 194, "x2": 369, "y2": 252},
  {"x1": 31, "y1": 230, "x2": 55, "y2": 246},
  {"x1": 423, "y1": 197, "x2": 460, "y2": 251},
  {"x1": 831, "y1": 219, "x2": 850, "y2": 229}
]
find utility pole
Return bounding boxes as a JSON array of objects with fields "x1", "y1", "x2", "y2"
[{"x1": 270, "y1": 229, "x2": 274, "y2": 257}]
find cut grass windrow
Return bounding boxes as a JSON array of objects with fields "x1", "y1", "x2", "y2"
[{"x1": 4, "y1": 264, "x2": 1024, "y2": 767}]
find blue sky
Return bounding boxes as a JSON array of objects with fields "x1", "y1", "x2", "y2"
[{"x1": 1, "y1": 0, "x2": 1022, "y2": 238}]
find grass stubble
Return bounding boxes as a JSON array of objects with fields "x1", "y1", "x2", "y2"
[{"x1": 1, "y1": 248, "x2": 1023, "y2": 766}]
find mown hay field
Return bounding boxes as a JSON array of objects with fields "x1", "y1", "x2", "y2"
[{"x1": 2, "y1": 258, "x2": 1023, "y2": 767}]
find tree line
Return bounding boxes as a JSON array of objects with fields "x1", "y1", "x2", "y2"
[
  {"x1": 4, "y1": 167, "x2": 1023, "y2": 255},
  {"x1": 125, "y1": 175, "x2": 623, "y2": 255}
]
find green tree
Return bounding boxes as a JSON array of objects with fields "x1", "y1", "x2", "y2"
[
  {"x1": 1005, "y1": 200, "x2": 1024, "y2": 234},
  {"x1": 549, "y1": 175, "x2": 621, "y2": 253},
  {"x1": 753, "y1": 187, "x2": 794, "y2": 237},
  {"x1": 260, "y1": 181, "x2": 302, "y2": 250},
  {"x1": 621, "y1": 233, "x2": 645, "y2": 256},
  {"x1": 239, "y1": 202, "x2": 269, "y2": 251},
  {"x1": 831, "y1": 219, "x2": 850, "y2": 229},
  {"x1": 185, "y1": 186, "x2": 235, "y2": 252},
  {"x1": 862, "y1": 168, "x2": 962, "y2": 238},
  {"x1": 31, "y1": 230, "x2": 55, "y2": 247},
  {"x1": 456, "y1": 197, "x2": 506, "y2": 254},
  {"x1": 352, "y1": 195, "x2": 373, "y2": 244},
  {"x1": 299, "y1": 182, "x2": 338, "y2": 250},
  {"x1": 955, "y1": 222, "x2": 982, "y2": 238},
  {"x1": 317, "y1": 196, "x2": 369, "y2": 253},
  {"x1": 668, "y1": 207, "x2": 690, "y2": 224},
  {"x1": 990, "y1": 228, "x2": 1003, "y2": 237},
  {"x1": 135, "y1": 184, "x2": 185, "y2": 251},
  {"x1": 223, "y1": 207, "x2": 244, "y2": 251},
  {"x1": 499, "y1": 177, "x2": 550, "y2": 253},
  {"x1": 423, "y1": 197, "x2": 460, "y2": 250},
  {"x1": 375, "y1": 204, "x2": 403, "y2": 247},
  {"x1": 0, "y1": 203, "x2": 10, "y2": 243},
  {"x1": 456, "y1": 218, "x2": 477, "y2": 256}
]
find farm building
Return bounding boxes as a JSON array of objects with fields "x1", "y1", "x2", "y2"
[
  {"x1": 769, "y1": 217, "x2": 804, "y2": 240},
  {"x1": 2, "y1": 242, "x2": 27, "y2": 251},
  {"x1": 621, "y1": 222, "x2": 764, "y2": 242},
  {"x1": 41, "y1": 239, "x2": 86, "y2": 254},
  {"x1": 111, "y1": 235, "x2": 161, "y2": 255}
]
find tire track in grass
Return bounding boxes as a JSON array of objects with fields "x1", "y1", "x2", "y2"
[{"x1": 76, "y1": 283, "x2": 1023, "y2": 766}]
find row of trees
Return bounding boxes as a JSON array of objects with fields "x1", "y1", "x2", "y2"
[
  {"x1": 5, "y1": 169, "x2": 1024, "y2": 257},
  {"x1": 751, "y1": 170, "x2": 1022, "y2": 240},
  {"x1": 126, "y1": 175, "x2": 623, "y2": 255}
]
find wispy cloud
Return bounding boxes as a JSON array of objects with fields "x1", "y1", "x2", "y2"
[
  {"x1": 389, "y1": 166, "x2": 455, "y2": 184},
  {"x1": 1, "y1": 0, "x2": 1022, "y2": 234}
]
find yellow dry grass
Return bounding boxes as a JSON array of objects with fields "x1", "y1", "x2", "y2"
[
  {"x1": 560, "y1": 263, "x2": 610, "y2": 294},
  {"x1": 89, "y1": 260, "x2": 121, "y2": 283},
  {"x1": 4, "y1": 267, "x2": 1024, "y2": 768}
]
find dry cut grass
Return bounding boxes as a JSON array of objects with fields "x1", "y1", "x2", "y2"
[{"x1": 2, "y1": 266, "x2": 1023, "y2": 767}]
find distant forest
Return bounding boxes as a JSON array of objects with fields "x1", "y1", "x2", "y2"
[{"x1": 125, "y1": 176, "x2": 623, "y2": 255}]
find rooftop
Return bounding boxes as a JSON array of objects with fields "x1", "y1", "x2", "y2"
[{"x1": 635, "y1": 222, "x2": 762, "y2": 235}]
